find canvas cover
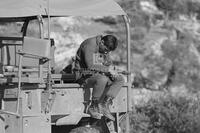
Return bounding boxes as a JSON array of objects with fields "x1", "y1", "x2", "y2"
[{"x1": 0, "y1": 0, "x2": 126, "y2": 20}]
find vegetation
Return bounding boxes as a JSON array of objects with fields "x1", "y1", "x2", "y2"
[
  {"x1": 154, "y1": 0, "x2": 200, "y2": 20},
  {"x1": 127, "y1": 94, "x2": 200, "y2": 133},
  {"x1": 114, "y1": 1, "x2": 200, "y2": 132}
]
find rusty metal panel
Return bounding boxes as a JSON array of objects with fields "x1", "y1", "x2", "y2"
[
  {"x1": 2, "y1": 45, "x2": 22, "y2": 66},
  {"x1": 23, "y1": 115, "x2": 51, "y2": 133},
  {"x1": 22, "y1": 37, "x2": 50, "y2": 67},
  {"x1": 2, "y1": 87, "x2": 19, "y2": 133},
  {"x1": 4, "y1": 114, "x2": 20, "y2": 133},
  {"x1": 23, "y1": 37, "x2": 50, "y2": 59},
  {"x1": 0, "y1": 114, "x2": 5, "y2": 133},
  {"x1": 110, "y1": 86, "x2": 127, "y2": 113},
  {"x1": 4, "y1": 88, "x2": 18, "y2": 99},
  {"x1": 21, "y1": 89, "x2": 42, "y2": 116},
  {"x1": 3, "y1": 96, "x2": 17, "y2": 113},
  {"x1": 50, "y1": 88, "x2": 85, "y2": 115}
]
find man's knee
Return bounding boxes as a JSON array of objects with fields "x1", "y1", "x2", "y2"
[
  {"x1": 115, "y1": 75, "x2": 125, "y2": 83},
  {"x1": 95, "y1": 75, "x2": 109, "y2": 84}
]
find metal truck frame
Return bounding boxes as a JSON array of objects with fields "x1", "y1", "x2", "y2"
[{"x1": 0, "y1": 0, "x2": 132, "y2": 133}]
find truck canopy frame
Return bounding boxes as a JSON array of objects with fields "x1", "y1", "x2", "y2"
[{"x1": 0, "y1": 0, "x2": 126, "y2": 21}]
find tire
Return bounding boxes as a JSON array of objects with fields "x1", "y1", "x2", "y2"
[{"x1": 69, "y1": 126, "x2": 101, "y2": 133}]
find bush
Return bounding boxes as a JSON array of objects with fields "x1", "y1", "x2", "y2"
[
  {"x1": 154, "y1": 0, "x2": 185, "y2": 19},
  {"x1": 154, "y1": 0, "x2": 200, "y2": 20},
  {"x1": 130, "y1": 94, "x2": 200, "y2": 133}
]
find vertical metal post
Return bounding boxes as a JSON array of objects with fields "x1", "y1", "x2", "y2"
[
  {"x1": 37, "y1": 15, "x2": 44, "y2": 78},
  {"x1": 37, "y1": 15, "x2": 44, "y2": 39},
  {"x1": 19, "y1": 97, "x2": 23, "y2": 133},
  {"x1": 116, "y1": 112, "x2": 120, "y2": 132},
  {"x1": 47, "y1": 0, "x2": 52, "y2": 91},
  {"x1": 44, "y1": 0, "x2": 53, "y2": 115},
  {"x1": 16, "y1": 54, "x2": 22, "y2": 114},
  {"x1": 17, "y1": 54, "x2": 23, "y2": 133},
  {"x1": 47, "y1": 0, "x2": 51, "y2": 40},
  {"x1": 123, "y1": 15, "x2": 131, "y2": 133}
]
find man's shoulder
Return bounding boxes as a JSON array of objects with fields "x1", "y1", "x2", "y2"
[
  {"x1": 81, "y1": 35, "x2": 102, "y2": 46},
  {"x1": 84, "y1": 35, "x2": 102, "y2": 43},
  {"x1": 95, "y1": 35, "x2": 103, "y2": 42}
]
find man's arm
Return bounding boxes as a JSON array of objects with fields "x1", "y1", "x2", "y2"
[
  {"x1": 82, "y1": 44, "x2": 109, "y2": 72},
  {"x1": 103, "y1": 53, "x2": 112, "y2": 66}
]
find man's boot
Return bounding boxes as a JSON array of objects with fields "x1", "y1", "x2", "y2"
[
  {"x1": 98, "y1": 96, "x2": 115, "y2": 121},
  {"x1": 87, "y1": 100, "x2": 103, "y2": 119}
]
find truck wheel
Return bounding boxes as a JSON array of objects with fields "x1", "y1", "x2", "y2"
[{"x1": 69, "y1": 126, "x2": 100, "y2": 133}]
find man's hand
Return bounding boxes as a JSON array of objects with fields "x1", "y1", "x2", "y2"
[
  {"x1": 108, "y1": 65, "x2": 131, "y2": 76},
  {"x1": 108, "y1": 65, "x2": 118, "y2": 76}
]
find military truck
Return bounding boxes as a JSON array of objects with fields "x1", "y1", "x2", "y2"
[{"x1": 0, "y1": 0, "x2": 132, "y2": 133}]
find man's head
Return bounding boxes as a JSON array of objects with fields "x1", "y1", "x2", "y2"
[{"x1": 99, "y1": 35, "x2": 118, "y2": 54}]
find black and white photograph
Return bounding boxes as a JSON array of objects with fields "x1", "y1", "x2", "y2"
[{"x1": 1, "y1": 0, "x2": 200, "y2": 133}]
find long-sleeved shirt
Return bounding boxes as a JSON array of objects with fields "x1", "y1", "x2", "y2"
[{"x1": 74, "y1": 35, "x2": 112, "y2": 73}]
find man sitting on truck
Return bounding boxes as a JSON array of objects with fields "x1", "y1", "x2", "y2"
[{"x1": 62, "y1": 35, "x2": 125, "y2": 121}]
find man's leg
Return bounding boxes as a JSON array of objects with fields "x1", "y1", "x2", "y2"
[
  {"x1": 84, "y1": 74, "x2": 109, "y2": 119},
  {"x1": 98, "y1": 75, "x2": 125, "y2": 121},
  {"x1": 85, "y1": 74, "x2": 109, "y2": 100},
  {"x1": 106, "y1": 74, "x2": 125, "y2": 98}
]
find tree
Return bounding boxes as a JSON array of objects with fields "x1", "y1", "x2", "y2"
[{"x1": 154, "y1": 0, "x2": 187, "y2": 20}]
